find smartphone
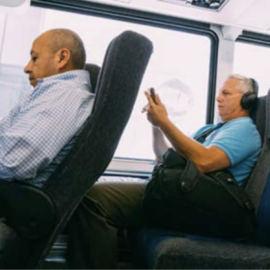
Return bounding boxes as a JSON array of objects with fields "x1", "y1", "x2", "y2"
[{"x1": 149, "y1": 87, "x2": 157, "y2": 104}]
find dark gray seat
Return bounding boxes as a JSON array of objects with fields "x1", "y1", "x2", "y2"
[
  {"x1": 138, "y1": 91, "x2": 270, "y2": 269},
  {"x1": 0, "y1": 30, "x2": 153, "y2": 269},
  {"x1": 84, "y1": 63, "x2": 101, "y2": 94}
]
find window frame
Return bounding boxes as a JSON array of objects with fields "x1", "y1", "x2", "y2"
[
  {"x1": 234, "y1": 30, "x2": 270, "y2": 98},
  {"x1": 237, "y1": 31, "x2": 270, "y2": 48}
]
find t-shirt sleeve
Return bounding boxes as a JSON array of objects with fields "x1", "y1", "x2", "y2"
[{"x1": 209, "y1": 121, "x2": 260, "y2": 166}]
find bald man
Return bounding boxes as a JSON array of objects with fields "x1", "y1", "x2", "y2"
[{"x1": 0, "y1": 29, "x2": 95, "y2": 187}]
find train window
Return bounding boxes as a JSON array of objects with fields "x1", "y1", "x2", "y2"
[
  {"x1": 44, "y1": 10, "x2": 212, "y2": 160},
  {"x1": 0, "y1": 13, "x2": 29, "y2": 121},
  {"x1": 0, "y1": 7, "x2": 213, "y2": 160},
  {"x1": 234, "y1": 41, "x2": 270, "y2": 96}
]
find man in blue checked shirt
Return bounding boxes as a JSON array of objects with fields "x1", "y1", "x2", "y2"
[{"x1": 0, "y1": 28, "x2": 95, "y2": 187}]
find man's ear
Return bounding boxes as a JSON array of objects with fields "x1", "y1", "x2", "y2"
[{"x1": 56, "y1": 48, "x2": 71, "y2": 69}]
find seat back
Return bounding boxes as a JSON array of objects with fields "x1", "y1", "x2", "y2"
[
  {"x1": 247, "y1": 90, "x2": 270, "y2": 246},
  {"x1": 84, "y1": 63, "x2": 100, "y2": 93},
  {"x1": 246, "y1": 91, "x2": 270, "y2": 211},
  {"x1": 253, "y1": 170, "x2": 270, "y2": 246},
  {"x1": 43, "y1": 29, "x2": 152, "y2": 219},
  {"x1": 0, "y1": 30, "x2": 153, "y2": 269}
]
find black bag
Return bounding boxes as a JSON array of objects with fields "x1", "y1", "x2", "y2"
[{"x1": 143, "y1": 148, "x2": 256, "y2": 241}]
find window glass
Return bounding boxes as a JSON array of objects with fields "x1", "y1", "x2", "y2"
[
  {"x1": 0, "y1": 64, "x2": 29, "y2": 118},
  {"x1": 0, "y1": 8, "x2": 40, "y2": 121},
  {"x1": 234, "y1": 41, "x2": 270, "y2": 97},
  {"x1": 43, "y1": 10, "x2": 211, "y2": 160},
  {"x1": 0, "y1": 7, "x2": 212, "y2": 160}
]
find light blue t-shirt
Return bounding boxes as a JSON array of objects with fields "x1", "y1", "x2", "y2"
[{"x1": 193, "y1": 117, "x2": 261, "y2": 185}]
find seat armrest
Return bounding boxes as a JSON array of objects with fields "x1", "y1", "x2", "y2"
[{"x1": 0, "y1": 180, "x2": 55, "y2": 239}]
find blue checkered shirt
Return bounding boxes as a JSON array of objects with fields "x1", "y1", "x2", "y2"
[{"x1": 0, "y1": 70, "x2": 95, "y2": 187}]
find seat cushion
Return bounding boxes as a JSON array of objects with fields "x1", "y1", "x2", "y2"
[{"x1": 153, "y1": 237, "x2": 270, "y2": 269}]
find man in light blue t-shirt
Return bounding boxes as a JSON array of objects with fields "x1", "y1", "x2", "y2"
[
  {"x1": 149, "y1": 74, "x2": 261, "y2": 186},
  {"x1": 193, "y1": 116, "x2": 260, "y2": 185},
  {"x1": 68, "y1": 74, "x2": 261, "y2": 269}
]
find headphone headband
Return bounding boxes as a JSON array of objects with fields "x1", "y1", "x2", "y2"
[
  {"x1": 250, "y1": 78, "x2": 259, "y2": 95},
  {"x1": 240, "y1": 77, "x2": 259, "y2": 110}
]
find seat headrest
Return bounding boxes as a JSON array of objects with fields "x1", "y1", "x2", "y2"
[{"x1": 84, "y1": 63, "x2": 101, "y2": 93}]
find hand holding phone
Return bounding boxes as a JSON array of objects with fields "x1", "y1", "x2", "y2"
[{"x1": 149, "y1": 87, "x2": 157, "y2": 104}]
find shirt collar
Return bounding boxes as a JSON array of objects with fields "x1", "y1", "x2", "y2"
[{"x1": 36, "y1": 70, "x2": 91, "y2": 86}]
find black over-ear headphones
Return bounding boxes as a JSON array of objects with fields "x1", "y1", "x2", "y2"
[{"x1": 240, "y1": 78, "x2": 259, "y2": 110}]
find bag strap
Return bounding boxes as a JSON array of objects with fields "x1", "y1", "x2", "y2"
[
  {"x1": 211, "y1": 171, "x2": 255, "y2": 211},
  {"x1": 194, "y1": 123, "x2": 224, "y2": 143},
  {"x1": 180, "y1": 161, "x2": 200, "y2": 192},
  {"x1": 194, "y1": 124, "x2": 255, "y2": 210}
]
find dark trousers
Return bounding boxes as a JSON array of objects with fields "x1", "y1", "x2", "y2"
[{"x1": 67, "y1": 179, "x2": 147, "y2": 269}]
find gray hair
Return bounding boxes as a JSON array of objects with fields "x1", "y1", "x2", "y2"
[
  {"x1": 228, "y1": 74, "x2": 257, "y2": 95},
  {"x1": 48, "y1": 28, "x2": 86, "y2": 69}
]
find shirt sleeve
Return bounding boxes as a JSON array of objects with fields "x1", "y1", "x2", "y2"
[{"x1": 209, "y1": 119, "x2": 261, "y2": 166}]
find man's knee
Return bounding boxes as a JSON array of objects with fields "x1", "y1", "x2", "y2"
[{"x1": 85, "y1": 182, "x2": 112, "y2": 203}]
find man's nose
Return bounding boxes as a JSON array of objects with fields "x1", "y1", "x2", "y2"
[{"x1": 24, "y1": 61, "x2": 31, "y2": 74}]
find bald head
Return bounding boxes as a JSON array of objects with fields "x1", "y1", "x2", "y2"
[
  {"x1": 24, "y1": 28, "x2": 87, "y2": 87},
  {"x1": 44, "y1": 29, "x2": 86, "y2": 69}
]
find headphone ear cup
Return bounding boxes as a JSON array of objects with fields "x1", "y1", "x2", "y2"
[{"x1": 241, "y1": 92, "x2": 258, "y2": 110}]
